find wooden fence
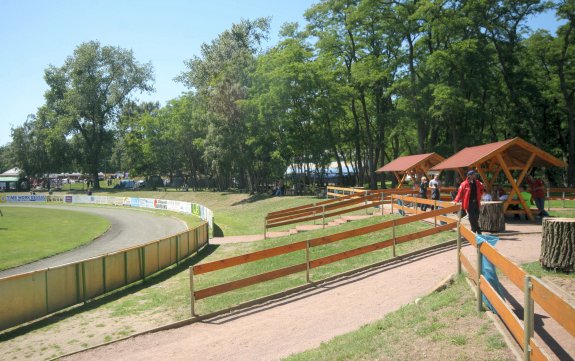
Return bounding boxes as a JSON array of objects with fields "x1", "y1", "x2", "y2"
[
  {"x1": 547, "y1": 188, "x2": 575, "y2": 209},
  {"x1": 194, "y1": 190, "x2": 575, "y2": 360},
  {"x1": 264, "y1": 188, "x2": 415, "y2": 238},
  {"x1": 457, "y1": 218, "x2": 575, "y2": 361},
  {"x1": 191, "y1": 200, "x2": 458, "y2": 315}
]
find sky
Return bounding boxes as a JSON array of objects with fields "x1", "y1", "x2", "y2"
[{"x1": 0, "y1": 1, "x2": 565, "y2": 147}]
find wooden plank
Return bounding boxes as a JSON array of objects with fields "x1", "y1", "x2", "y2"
[
  {"x1": 309, "y1": 205, "x2": 458, "y2": 248},
  {"x1": 193, "y1": 241, "x2": 307, "y2": 275},
  {"x1": 194, "y1": 263, "x2": 307, "y2": 300},
  {"x1": 530, "y1": 338, "x2": 551, "y2": 361},
  {"x1": 394, "y1": 223, "x2": 455, "y2": 245},
  {"x1": 531, "y1": 277, "x2": 575, "y2": 339},
  {"x1": 309, "y1": 239, "x2": 396, "y2": 269},
  {"x1": 480, "y1": 242, "x2": 526, "y2": 290},
  {"x1": 460, "y1": 225, "x2": 476, "y2": 247},
  {"x1": 310, "y1": 223, "x2": 454, "y2": 269},
  {"x1": 480, "y1": 275, "x2": 525, "y2": 347},
  {"x1": 460, "y1": 253, "x2": 477, "y2": 283},
  {"x1": 310, "y1": 219, "x2": 396, "y2": 248},
  {"x1": 267, "y1": 209, "x2": 317, "y2": 224}
]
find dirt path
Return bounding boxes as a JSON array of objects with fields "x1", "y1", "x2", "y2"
[{"x1": 64, "y1": 217, "x2": 574, "y2": 361}]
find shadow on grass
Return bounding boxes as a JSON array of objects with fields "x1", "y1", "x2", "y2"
[
  {"x1": 231, "y1": 193, "x2": 274, "y2": 206},
  {"x1": 0, "y1": 244, "x2": 220, "y2": 342},
  {"x1": 213, "y1": 222, "x2": 224, "y2": 237}
]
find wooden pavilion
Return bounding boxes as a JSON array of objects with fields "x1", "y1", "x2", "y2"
[
  {"x1": 375, "y1": 153, "x2": 446, "y2": 188},
  {"x1": 430, "y1": 137, "x2": 566, "y2": 221}
]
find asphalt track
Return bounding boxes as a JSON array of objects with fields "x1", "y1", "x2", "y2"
[{"x1": 0, "y1": 204, "x2": 188, "y2": 278}]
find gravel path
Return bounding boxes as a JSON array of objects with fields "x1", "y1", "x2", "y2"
[{"x1": 0, "y1": 204, "x2": 188, "y2": 278}]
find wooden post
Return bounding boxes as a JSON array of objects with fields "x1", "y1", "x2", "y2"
[
  {"x1": 322, "y1": 205, "x2": 326, "y2": 229},
  {"x1": 306, "y1": 239, "x2": 310, "y2": 283},
  {"x1": 523, "y1": 276, "x2": 534, "y2": 361},
  {"x1": 264, "y1": 217, "x2": 267, "y2": 240},
  {"x1": 391, "y1": 195, "x2": 394, "y2": 215},
  {"x1": 381, "y1": 193, "x2": 385, "y2": 215},
  {"x1": 434, "y1": 200, "x2": 437, "y2": 227},
  {"x1": 392, "y1": 220, "x2": 397, "y2": 258},
  {"x1": 189, "y1": 266, "x2": 196, "y2": 317},
  {"x1": 457, "y1": 211, "x2": 462, "y2": 275},
  {"x1": 477, "y1": 244, "x2": 483, "y2": 312}
]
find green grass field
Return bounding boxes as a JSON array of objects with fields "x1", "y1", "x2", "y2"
[{"x1": 0, "y1": 207, "x2": 110, "y2": 270}]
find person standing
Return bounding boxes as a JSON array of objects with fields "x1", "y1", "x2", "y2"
[
  {"x1": 429, "y1": 174, "x2": 441, "y2": 210},
  {"x1": 455, "y1": 170, "x2": 484, "y2": 234},
  {"x1": 419, "y1": 176, "x2": 429, "y2": 211},
  {"x1": 526, "y1": 175, "x2": 549, "y2": 217}
]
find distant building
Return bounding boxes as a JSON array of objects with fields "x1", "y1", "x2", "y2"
[{"x1": 0, "y1": 167, "x2": 28, "y2": 192}]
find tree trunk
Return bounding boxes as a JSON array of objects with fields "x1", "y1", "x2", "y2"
[
  {"x1": 540, "y1": 218, "x2": 575, "y2": 273},
  {"x1": 478, "y1": 201, "x2": 505, "y2": 232}
]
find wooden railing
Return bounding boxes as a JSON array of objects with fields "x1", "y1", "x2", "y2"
[
  {"x1": 457, "y1": 223, "x2": 575, "y2": 361},
  {"x1": 547, "y1": 187, "x2": 575, "y2": 209},
  {"x1": 264, "y1": 189, "x2": 416, "y2": 238},
  {"x1": 191, "y1": 203, "x2": 458, "y2": 315}
]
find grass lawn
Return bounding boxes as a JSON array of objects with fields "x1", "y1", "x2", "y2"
[{"x1": 0, "y1": 207, "x2": 110, "y2": 271}]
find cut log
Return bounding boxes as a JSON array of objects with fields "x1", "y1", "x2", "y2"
[
  {"x1": 540, "y1": 218, "x2": 575, "y2": 273},
  {"x1": 479, "y1": 201, "x2": 505, "y2": 232}
]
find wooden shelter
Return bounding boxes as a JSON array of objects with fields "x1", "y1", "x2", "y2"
[
  {"x1": 431, "y1": 137, "x2": 566, "y2": 221},
  {"x1": 376, "y1": 153, "x2": 445, "y2": 188}
]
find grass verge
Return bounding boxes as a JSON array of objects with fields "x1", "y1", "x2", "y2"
[{"x1": 282, "y1": 275, "x2": 515, "y2": 361}]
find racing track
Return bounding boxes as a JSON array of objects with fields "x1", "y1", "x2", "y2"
[{"x1": 0, "y1": 205, "x2": 188, "y2": 278}]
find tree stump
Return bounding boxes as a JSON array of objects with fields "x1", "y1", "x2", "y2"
[
  {"x1": 540, "y1": 218, "x2": 575, "y2": 272},
  {"x1": 479, "y1": 201, "x2": 505, "y2": 232}
]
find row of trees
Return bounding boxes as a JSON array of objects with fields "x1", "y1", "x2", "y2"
[{"x1": 1, "y1": 0, "x2": 574, "y2": 190}]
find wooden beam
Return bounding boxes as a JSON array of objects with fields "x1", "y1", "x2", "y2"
[
  {"x1": 475, "y1": 166, "x2": 490, "y2": 193},
  {"x1": 496, "y1": 153, "x2": 533, "y2": 220},
  {"x1": 515, "y1": 153, "x2": 536, "y2": 221},
  {"x1": 396, "y1": 172, "x2": 405, "y2": 189}
]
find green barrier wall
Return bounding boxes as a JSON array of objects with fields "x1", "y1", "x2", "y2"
[{"x1": 0, "y1": 222, "x2": 209, "y2": 332}]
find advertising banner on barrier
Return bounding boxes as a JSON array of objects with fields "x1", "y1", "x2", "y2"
[
  {"x1": 153, "y1": 199, "x2": 167, "y2": 210},
  {"x1": 3, "y1": 193, "x2": 213, "y2": 233},
  {"x1": 191, "y1": 203, "x2": 201, "y2": 217},
  {"x1": 1, "y1": 195, "x2": 48, "y2": 203}
]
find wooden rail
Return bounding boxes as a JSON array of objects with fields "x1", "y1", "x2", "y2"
[
  {"x1": 264, "y1": 189, "x2": 415, "y2": 237},
  {"x1": 192, "y1": 203, "x2": 459, "y2": 314},
  {"x1": 458, "y1": 221, "x2": 574, "y2": 360}
]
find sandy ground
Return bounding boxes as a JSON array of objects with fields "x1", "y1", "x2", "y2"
[{"x1": 63, "y1": 215, "x2": 575, "y2": 361}]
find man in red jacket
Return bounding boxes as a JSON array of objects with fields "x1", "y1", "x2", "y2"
[{"x1": 455, "y1": 170, "x2": 484, "y2": 234}]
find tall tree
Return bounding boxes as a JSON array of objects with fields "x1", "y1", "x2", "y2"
[
  {"x1": 556, "y1": 0, "x2": 575, "y2": 185},
  {"x1": 177, "y1": 18, "x2": 270, "y2": 192},
  {"x1": 43, "y1": 41, "x2": 154, "y2": 189}
]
